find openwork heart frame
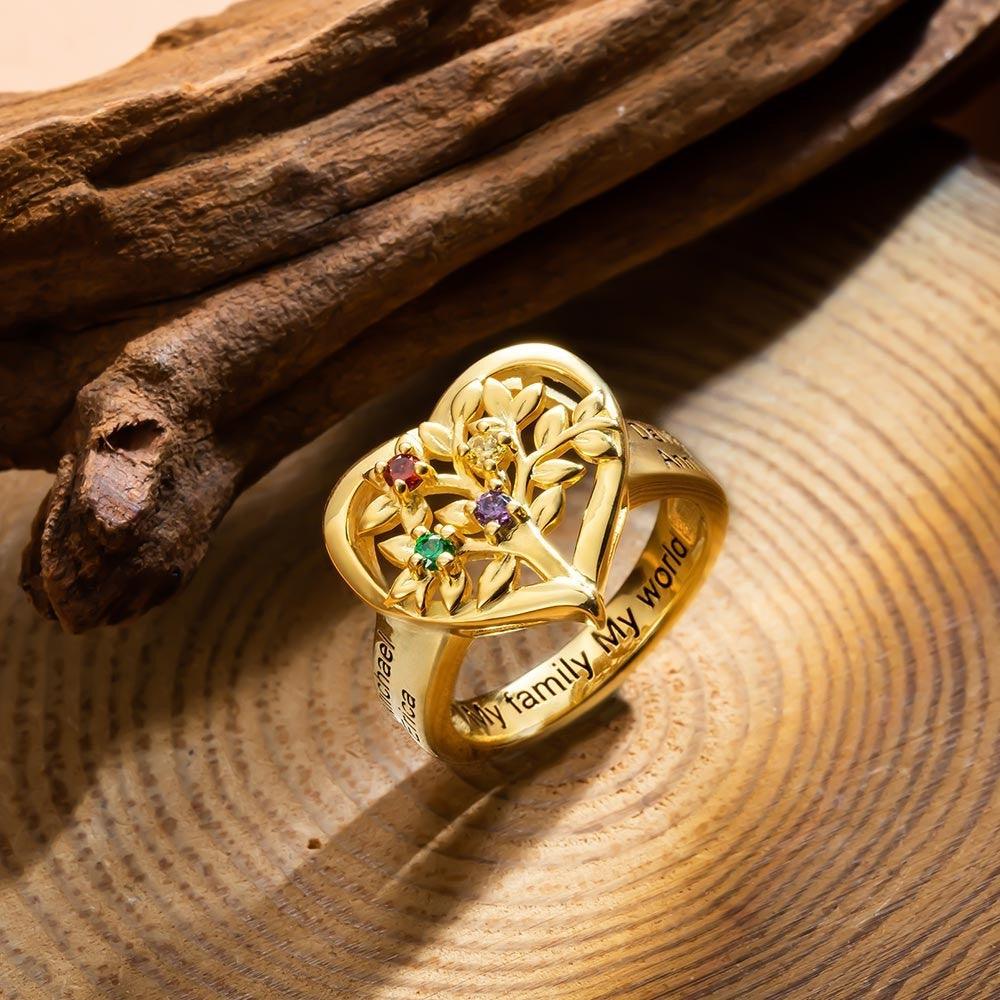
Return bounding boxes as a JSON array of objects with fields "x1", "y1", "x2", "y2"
[{"x1": 324, "y1": 345, "x2": 629, "y2": 636}]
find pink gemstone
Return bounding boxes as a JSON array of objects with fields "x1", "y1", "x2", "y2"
[{"x1": 383, "y1": 454, "x2": 422, "y2": 491}]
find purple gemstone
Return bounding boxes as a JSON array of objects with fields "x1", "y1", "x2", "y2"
[{"x1": 474, "y1": 489, "x2": 515, "y2": 535}]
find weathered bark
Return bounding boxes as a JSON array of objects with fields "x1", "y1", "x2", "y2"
[{"x1": 1, "y1": 0, "x2": 997, "y2": 630}]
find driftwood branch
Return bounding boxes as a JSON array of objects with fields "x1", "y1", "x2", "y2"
[{"x1": 1, "y1": 0, "x2": 997, "y2": 630}]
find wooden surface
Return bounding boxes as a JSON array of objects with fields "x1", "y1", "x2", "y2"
[{"x1": 0, "y1": 137, "x2": 998, "y2": 997}]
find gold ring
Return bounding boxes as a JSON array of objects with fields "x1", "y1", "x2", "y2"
[{"x1": 323, "y1": 344, "x2": 727, "y2": 763}]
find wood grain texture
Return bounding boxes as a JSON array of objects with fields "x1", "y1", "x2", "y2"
[{"x1": 0, "y1": 135, "x2": 997, "y2": 997}]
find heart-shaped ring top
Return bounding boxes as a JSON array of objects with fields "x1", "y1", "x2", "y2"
[{"x1": 323, "y1": 344, "x2": 629, "y2": 636}]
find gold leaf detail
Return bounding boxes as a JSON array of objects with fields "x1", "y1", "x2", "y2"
[
  {"x1": 512, "y1": 382, "x2": 544, "y2": 423},
  {"x1": 528, "y1": 486, "x2": 565, "y2": 532},
  {"x1": 591, "y1": 414, "x2": 619, "y2": 429},
  {"x1": 531, "y1": 458, "x2": 585, "y2": 488},
  {"x1": 436, "y1": 499, "x2": 477, "y2": 531},
  {"x1": 359, "y1": 495, "x2": 399, "y2": 534},
  {"x1": 401, "y1": 498, "x2": 432, "y2": 534},
  {"x1": 387, "y1": 570, "x2": 419, "y2": 604},
  {"x1": 451, "y1": 380, "x2": 483, "y2": 423},
  {"x1": 573, "y1": 429, "x2": 618, "y2": 460},
  {"x1": 483, "y1": 377, "x2": 514, "y2": 417},
  {"x1": 394, "y1": 431, "x2": 421, "y2": 455},
  {"x1": 378, "y1": 534, "x2": 414, "y2": 567},
  {"x1": 440, "y1": 569, "x2": 468, "y2": 614},
  {"x1": 478, "y1": 555, "x2": 518, "y2": 608},
  {"x1": 414, "y1": 576, "x2": 433, "y2": 613},
  {"x1": 419, "y1": 421, "x2": 453, "y2": 458},
  {"x1": 573, "y1": 389, "x2": 606, "y2": 423},
  {"x1": 534, "y1": 404, "x2": 568, "y2": 450}
]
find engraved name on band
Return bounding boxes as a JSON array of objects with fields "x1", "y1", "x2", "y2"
[
  {"x1": 628, "y1": 419, "x2": 707, "y2": 474},
  {"x1": 373, "y1": 628, "x2": 423, "y2": 744}
]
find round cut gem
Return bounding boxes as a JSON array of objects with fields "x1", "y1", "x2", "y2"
[
  {"x1": 383, "y1": 453, "x2": 422, "y2": 491},
  {"x1": 474, "y1": 489, "x2": 516, "y2": 538},
  {"x1": 467, "y1": 431, "x2": 507, "y2": 469},
  {"x1": 413, "y1": 532, "x2": 455, "y2": 569}
]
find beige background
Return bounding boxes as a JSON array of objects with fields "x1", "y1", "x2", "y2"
[{"x1": 0, "y1": 0, "x2": 228, "y2": 91}]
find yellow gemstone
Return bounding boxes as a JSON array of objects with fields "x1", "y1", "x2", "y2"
[{"x1": 467, "y1": 432, "x2": 506, "y2": 468}]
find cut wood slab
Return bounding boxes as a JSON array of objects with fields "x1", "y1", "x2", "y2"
[{"x1": 0, "y1": 134, "x2": 996, "y2": 997}]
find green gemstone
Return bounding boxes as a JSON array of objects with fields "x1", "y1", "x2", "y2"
[{"x1": 413, "y1": 532, "x2": 456, "y2": 569}]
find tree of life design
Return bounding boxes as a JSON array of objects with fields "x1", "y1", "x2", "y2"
[{"x1": 354, "y1": 374, "x2": 622, "y2": 619}]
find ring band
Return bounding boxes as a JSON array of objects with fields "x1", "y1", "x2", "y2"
[{"x1": 323, "y1": 344, "x2": 727, "y2": 763}]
